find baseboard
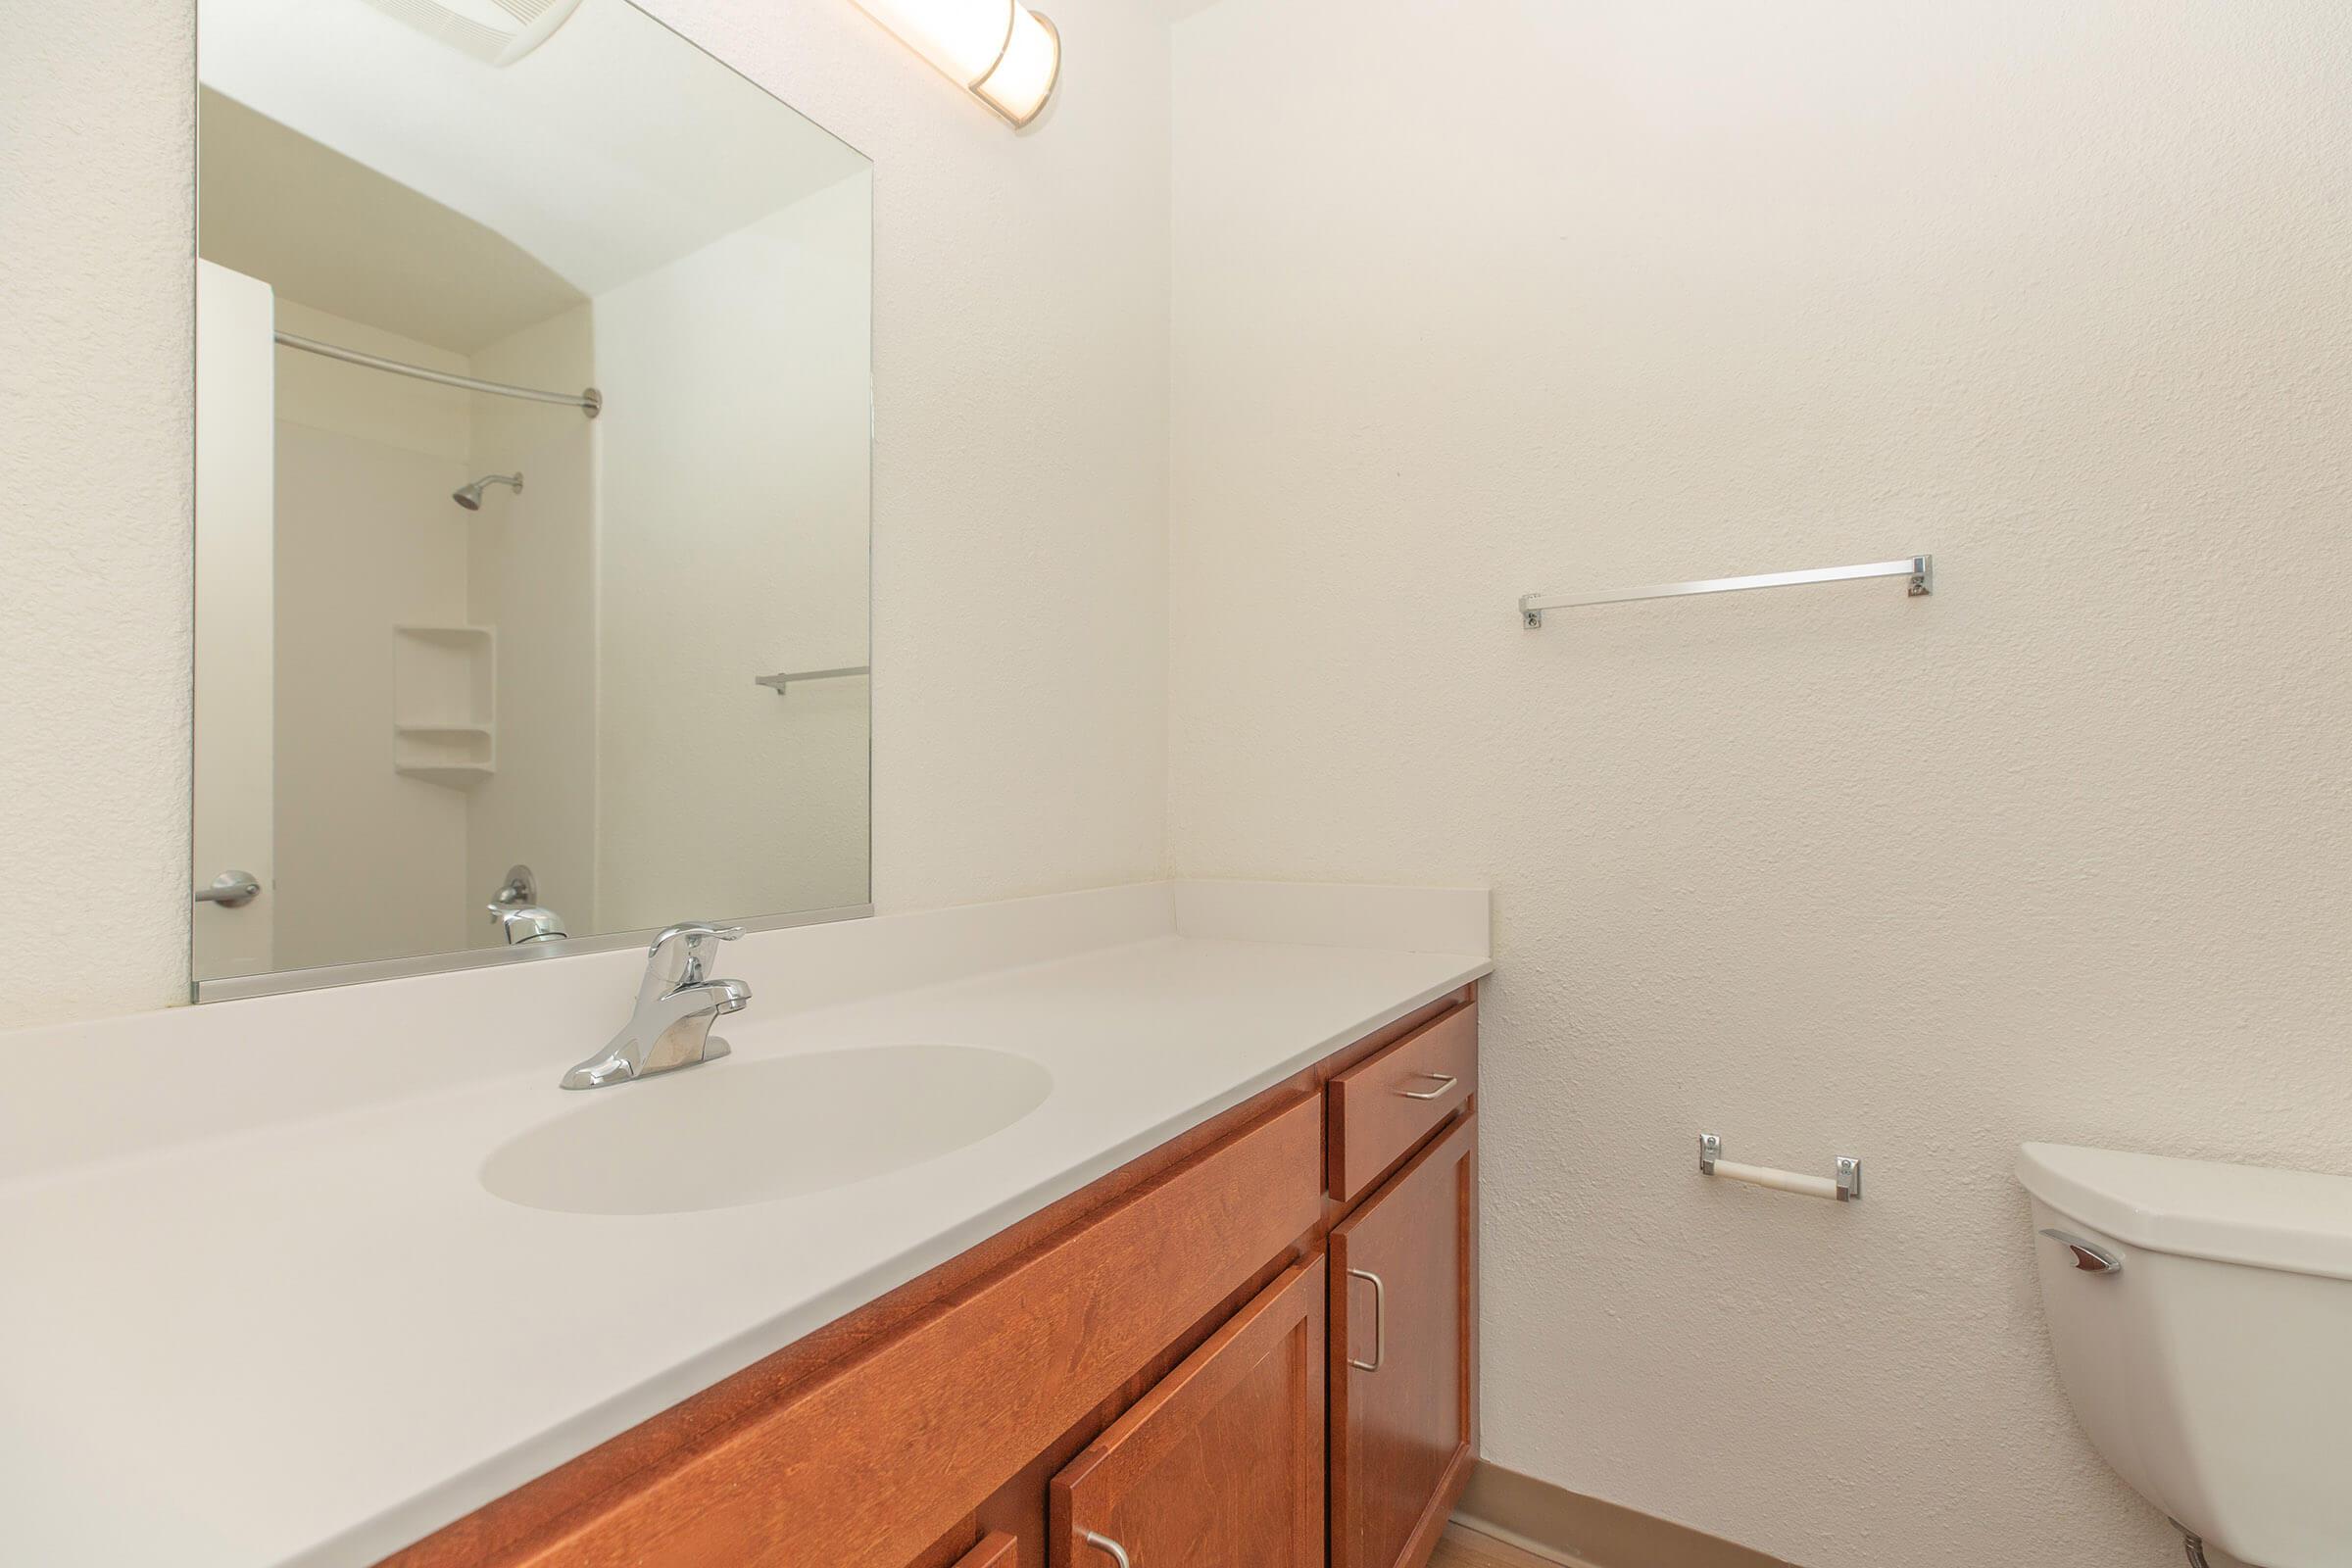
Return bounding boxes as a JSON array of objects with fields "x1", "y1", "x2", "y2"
[{"x1": 1452, "y1": 1461, "x2": 1803, "y2": 1568}]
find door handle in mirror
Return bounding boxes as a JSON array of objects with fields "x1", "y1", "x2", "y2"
[{"x1": 194, "y1": 870, "x2": 261, "y2": 908}]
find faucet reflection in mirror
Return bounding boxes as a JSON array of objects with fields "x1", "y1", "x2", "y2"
[{"x1": 845, "y1": 0, "x2": 1061, "y2": 127}]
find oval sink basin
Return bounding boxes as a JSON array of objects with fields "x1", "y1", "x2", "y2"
[{"x1": 480, "y1": 1045, "x2": 1053, "y2": 1216}]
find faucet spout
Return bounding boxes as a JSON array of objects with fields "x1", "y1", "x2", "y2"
[{"x1": 560, "y1": 924, "x2": 751, "y2": 1090}]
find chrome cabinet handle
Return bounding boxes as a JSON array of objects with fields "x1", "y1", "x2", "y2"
[
  {"x1": 2039, "y1": 1228, "x2": 2123, "y2": 1274},
  {"x1": 1347, "y1": 1267, "x2": 1387, "y2": 1372},
  {"x1": 1083, "y1": 1530, "x2": 1132, "y2": 1567},
  {"x1": 1395, "y1": 1072, "x2": 1457, "y2": 1101},
  {"x1": 194, "y1": 870, "x2": 261, "y2": 908}
]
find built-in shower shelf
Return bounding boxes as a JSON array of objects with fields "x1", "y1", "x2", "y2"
[
  {"x1": 394, "y1": 723, "x2": 494, "y2": 740},
  {"x1": 392, "y1": 625, "x2": 495, "y2": 790},
  {"x1": 395, "y1": 762, "x2": 497, "y2": 788}
]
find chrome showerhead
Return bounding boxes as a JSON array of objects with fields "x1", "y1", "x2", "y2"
[{"x1": 453, "y1": 472, "x2": 523, "y2": 511}]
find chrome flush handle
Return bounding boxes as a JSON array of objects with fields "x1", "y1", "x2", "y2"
[{"x1": 2039, "y1": 1229, "x2": 2123, "y2": 1274}]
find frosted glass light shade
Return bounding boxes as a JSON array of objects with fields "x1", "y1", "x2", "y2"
[
  {"x1": 847, "y1": 0, "x2": 1061, "y2": 127},
  {"x1": 973, "y1": 5, "x2": 1057, "y2": 125}
]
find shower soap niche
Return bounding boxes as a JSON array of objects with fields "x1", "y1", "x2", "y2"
[{"x1": 392, "y1": 625, "x2": 496, "y2": 789}]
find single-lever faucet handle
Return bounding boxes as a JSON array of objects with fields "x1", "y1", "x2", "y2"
[{"x1": 646, "y1": 921, "x2": 747, "y2": 986}]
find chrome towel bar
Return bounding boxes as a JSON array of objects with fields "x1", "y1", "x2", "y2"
[
  {"x1": 1699, "y1": 1134, "x2": 1861, "y2": 1202},
  {"x1": 1521, "y1": 555, "x2": 1932, "y2": 628}
]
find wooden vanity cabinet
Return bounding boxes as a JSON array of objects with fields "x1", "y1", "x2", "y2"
[
  {"x1": 384, "y1": 989, "x2": 1478, "y2": 1568},
  {"x1": 1331, "y1": 1113, "x2": 1478, "y2": 1568},
  {"x1": 950, "y1": 1535, "x2": 1020, "y2": 1568},
  {"x1": 1052, "y1": 1256, "x2": 1326, "y2": 1568}
]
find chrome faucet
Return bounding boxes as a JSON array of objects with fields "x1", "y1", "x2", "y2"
[{"x1": 561, "y1": 922, "x2": 752, "y2": 1090}]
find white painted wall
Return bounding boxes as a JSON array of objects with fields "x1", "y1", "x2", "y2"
[
  {"x1": 591, "y1": 174, "x2": 872, "y2": 927},
  {"x1": 1168, "y1": 3, "x2": 2352, "y2": 1566},
  {"x1": 0, "y1": 0, "x2": 196, "y2": 1024},
  {"x1": 0, "y1": 0, "x2": 1173, "y2": 1023}
]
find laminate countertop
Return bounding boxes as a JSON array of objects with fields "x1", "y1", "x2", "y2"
[{"x1": 0, "y1": 881, "x2": 1490, "y2": 1567}]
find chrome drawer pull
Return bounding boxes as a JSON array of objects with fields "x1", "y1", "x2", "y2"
[
  {"x1": 1083, "y1": 1530, "x2": 1132, "y2": 1566},
  {"x1": 1347, "y1": 1267, "x2": 1387, "y2": 1372},
  {"x1": 1395, "y1": 1072, "x2": 1457, "y2": 1101}
]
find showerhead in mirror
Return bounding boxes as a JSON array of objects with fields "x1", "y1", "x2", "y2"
[{"x1": 453, "y1": 472, "x2": 523, "y2": 511}]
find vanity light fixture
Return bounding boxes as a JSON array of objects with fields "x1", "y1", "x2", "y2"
[{"x1": 845, "y1": 0, "x2": 1061, "y2": 128}]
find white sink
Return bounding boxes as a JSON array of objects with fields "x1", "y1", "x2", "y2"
[{"x1": 479, "y1": 1045, "x2": 1054, "y2": 1215}]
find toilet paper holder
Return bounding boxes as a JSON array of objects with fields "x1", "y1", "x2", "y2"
[{"x1": 1700, "y1": 1134, "x2": 1862, "y2": 1202}]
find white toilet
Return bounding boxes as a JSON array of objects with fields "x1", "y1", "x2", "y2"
[{"x1": 2017, "y1": 1143, "x2": 2352, "y2": 1567}]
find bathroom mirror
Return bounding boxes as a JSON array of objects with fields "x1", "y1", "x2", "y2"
[{"x1": 192, "y1": 0, "x2": 872, "y2": 999}]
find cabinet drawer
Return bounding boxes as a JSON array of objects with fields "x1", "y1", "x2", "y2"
[
  {"x1": 1327, "y1": 1002, "x2": 1476, "y2": 1204},
  {"x1": 950, "y1": 1535, "x2": 1018, "y2": 1568}
]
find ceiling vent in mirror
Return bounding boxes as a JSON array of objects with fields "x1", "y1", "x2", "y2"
[{"x1": 359, "y1": 0, "x2": 587, "y2": 66}]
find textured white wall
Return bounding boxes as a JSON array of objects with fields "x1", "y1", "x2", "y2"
[
  {"x1": 0, "y1": 0, "x2": 1172, "y2": 1024},
  {"x1": 1169, "y1": 2, "x2": 2351, "y2": 1566},
  {"x1": 0, "y1": 0, "x2": 197, "y2": 1023}
]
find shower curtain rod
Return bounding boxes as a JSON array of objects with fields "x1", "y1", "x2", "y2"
[{"x1": 273, "y1": 330, "x2": 603, "y2": 418}]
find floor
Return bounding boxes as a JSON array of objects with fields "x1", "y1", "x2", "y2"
[{"x1": 1433, "y1": 1523, "x2": 1585, "y2": 1568}]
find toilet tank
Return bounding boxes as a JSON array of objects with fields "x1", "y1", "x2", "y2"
[{"x1": 2017, "y1": 1144, "x2": 2352, "y2": 1568}]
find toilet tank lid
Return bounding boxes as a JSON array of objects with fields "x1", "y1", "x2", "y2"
[{"x1": 2017, "y1": 1144, "x2": 2352, "y2": 1282}]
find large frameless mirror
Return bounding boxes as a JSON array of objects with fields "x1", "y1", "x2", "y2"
[{"x1": 192, "y1": 0, "x2": 872, "y2": 1000}]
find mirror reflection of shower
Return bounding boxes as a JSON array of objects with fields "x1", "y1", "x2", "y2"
[{"x1": 453, "y1": 472, "x2": 523, "y2": 512}]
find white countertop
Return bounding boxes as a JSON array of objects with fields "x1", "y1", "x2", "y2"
[{"x1": 0, "y1": 881, "x2": 1488, "y2": 1566}]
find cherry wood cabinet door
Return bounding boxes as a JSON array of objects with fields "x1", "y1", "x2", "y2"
[
  {"x1": 1330, "y1": 1113, "x2": 1477, "y2": 1568},
  {"x1": 947, "y1": 1534, "x2": 1018, "y2": 1568},
  {"x1": 1051, "y1": 1256, "x2": 1327, "y2": 1568}
]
